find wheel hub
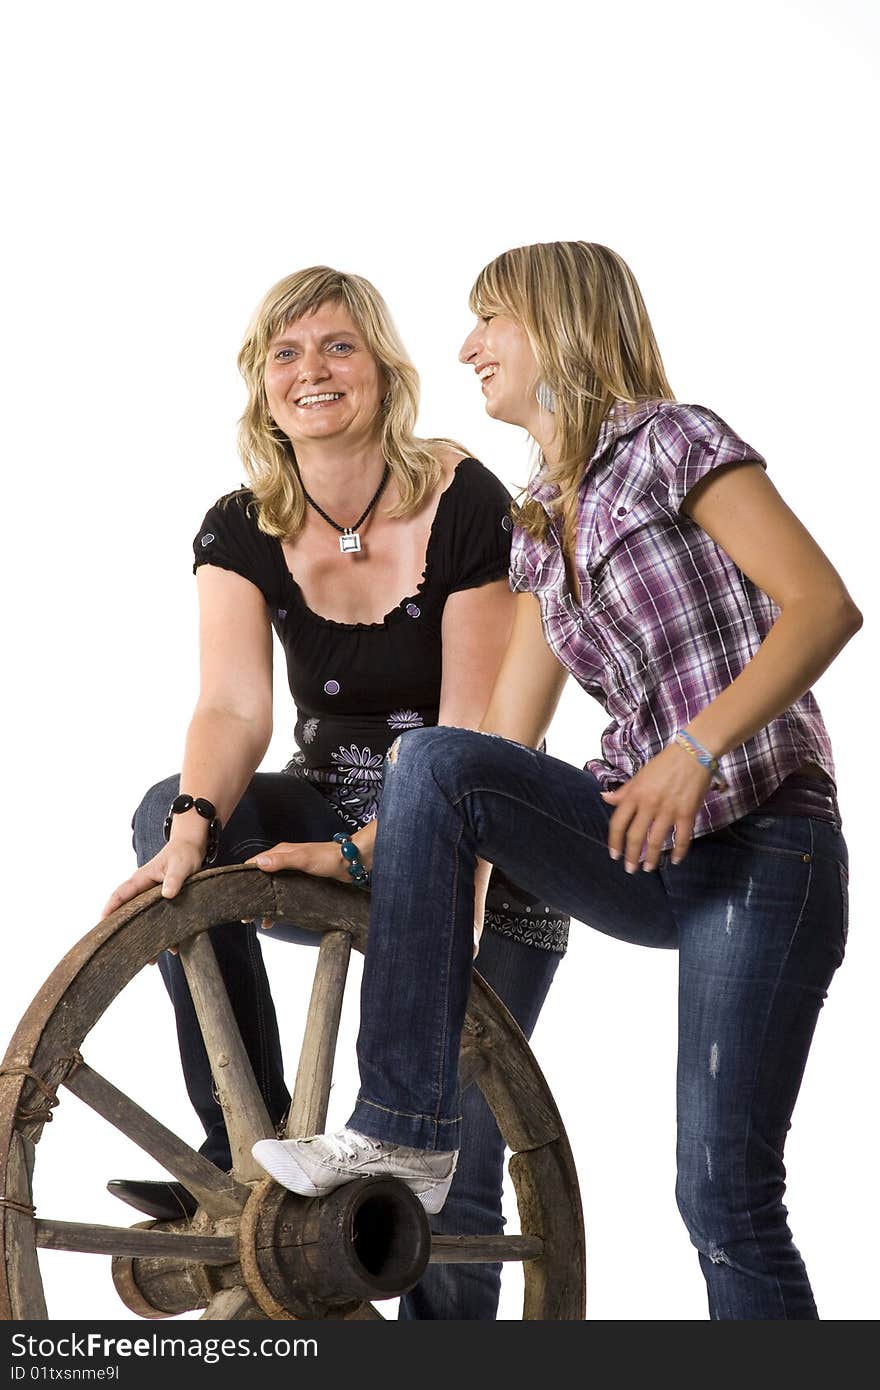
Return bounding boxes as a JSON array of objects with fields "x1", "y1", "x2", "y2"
[{"x1": 239, "y1": 1175, "x2": 431, "y2": 1318}]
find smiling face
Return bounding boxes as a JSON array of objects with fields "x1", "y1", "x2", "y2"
[
  {"x1": 264, "y1": 302, "x2": 386, "y2": 447},
  {"x1": 459, "y1": 313, "x2": 543, "y2": 432}
]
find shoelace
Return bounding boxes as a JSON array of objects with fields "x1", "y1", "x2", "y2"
[{"x1": 324, "y1": 1129, "x2": 381, "y2": 1163}]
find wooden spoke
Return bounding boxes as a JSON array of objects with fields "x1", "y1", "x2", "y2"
[
  {"x1": 63, "y1": 1062, "x2": 249, "y2": 1217},
  {"x1": 459, "y1": 1047, "x2": 488, "y2": 1091},
  {"x1": 201, "y1": 1288, "x2": 263, "y2": 1319},
  {"x1": 178, "y1": 932, "x2": 273, "y2": 1182},
  {"x1": 286, "y1": 930, "x2": 351, "y2": 1138},
  {"x1": 429, "y1": 1234, "x2": 544, "y2": 1264},
  {"x1": 35, "y1": 1220, "x2": 237, "y2": 1264}
]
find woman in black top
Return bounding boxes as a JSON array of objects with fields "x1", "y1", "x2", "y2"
[{"x1": 103, "y1": 265, "x2": 568, "y2": 1319}]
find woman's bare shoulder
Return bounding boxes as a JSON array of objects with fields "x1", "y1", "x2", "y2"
[{"x1": 434, "y1": 443, "x2": 472, "y2": 485}]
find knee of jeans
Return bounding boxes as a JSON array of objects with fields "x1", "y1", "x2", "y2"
[
  {"x1": 385, "y1": 726, "x2": 476, "y2": 791},
  {"x1": 674, "y1": 1170, "x2": 742, "y2": 1270},
  {"x1": 131, "y1": 774, "x2": 179, "y2": 861},
  {"x1": 675, "y1": 1135, "x2": 740, "y2": 1243},
  {"x1": 675, "y1": 1177, "x2": 779, "y2": 1278},
  {"x1": 675, "y1": 1166, "x2": 711, "y2": 1249},
  {"x1": 384, "y1": 730, "x2": 440, "y2": 804},
  {"x1": 675, "y1": 1153, "x2": 771, "y2": 1270},
  {"x1": 386, "y1": 725, "x2": 444, "y2": 769}
]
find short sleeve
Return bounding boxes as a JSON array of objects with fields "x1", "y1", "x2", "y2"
[
  {"x1": 509, "y1": 526, "x2": 538, "y2": 594},
  {"x1": 651, "y1": 404, "x2": 767, "y2": 513},
  {"x1": 435, "y1": 458, "x2": 514, "y2": 595},
  {"x1": 192, "y1": 489, "x2": 284, "y2": 607}
]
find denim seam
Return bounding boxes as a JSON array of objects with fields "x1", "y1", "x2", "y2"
[
  {"x1": 451, "y1": 785, "x2": 610, "y2": 854},
  {"x1": 356, "y1": 1095, "x2": 462, "y2": 1127},
  {"x1": 738, "y1": 817, "x2": 814, "y2": 1318},
  {"x1": 716, "y1": 828, "x2": 815, "y2": 862}
]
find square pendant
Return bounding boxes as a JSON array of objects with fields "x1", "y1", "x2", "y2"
[{"x1": 339, "y1": 531, "x2": 361, "y2": 554}]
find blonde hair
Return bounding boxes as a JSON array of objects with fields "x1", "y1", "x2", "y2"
[
  {"x1": 469, "y1": 241, "x2": 674, "y2": 556},
  {"x1": 237, "y1": 266, "x2": 464, "y2": 537}
]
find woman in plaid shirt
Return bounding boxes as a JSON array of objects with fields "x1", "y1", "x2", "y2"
[{"x1": 253, "y1": 242, "x2": 861, "y2": 1319}]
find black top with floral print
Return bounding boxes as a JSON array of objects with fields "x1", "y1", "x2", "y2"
[
  {"x1": 193, "y1": 458, "x2": 512, "y2": 826},
  {"x1": 193, "y1": 458, "x2": 569, "y2": 953}
]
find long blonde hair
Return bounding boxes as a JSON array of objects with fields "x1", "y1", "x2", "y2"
[
  {"x1": 237, "y1": 266, "x2": 464, "y2": 537},
  {"x1": 469, "y1": 241, "x2": 673, "y2": 556}
]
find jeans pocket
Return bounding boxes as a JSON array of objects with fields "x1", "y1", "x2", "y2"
[{"x1": 714, "y1": 812, "x2": 813, "y2": 861}]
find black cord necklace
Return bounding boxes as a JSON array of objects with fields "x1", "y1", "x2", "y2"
[{"x1": 299, "y1": 463, "x2": 391, "y2": 554}]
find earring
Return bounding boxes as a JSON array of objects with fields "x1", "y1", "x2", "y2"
[{"x1": 535, "y1": 381, "x2": 556, "y2": 414}]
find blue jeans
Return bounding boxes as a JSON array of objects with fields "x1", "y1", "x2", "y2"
[
  {"x1": 132, "y1": 773, "x2": 561, "y2": 1320},
  {"x1": 349, "y1": 727, "x2": 849, "y2": 1320}
]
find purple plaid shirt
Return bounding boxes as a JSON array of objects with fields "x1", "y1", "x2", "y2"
[{"x1": 510, "y1": 400, "x2": 836, "y2": 843}]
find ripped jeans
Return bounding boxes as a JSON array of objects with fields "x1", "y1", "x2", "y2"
[{"x1": 350, "y1": 728, "x2": 849, "y2": 1320}]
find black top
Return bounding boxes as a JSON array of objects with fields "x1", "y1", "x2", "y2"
[{"x1": 193, "y1": 457, "x2": 514, "y2": 829}]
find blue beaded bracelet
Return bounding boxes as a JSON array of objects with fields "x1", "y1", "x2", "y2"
[
  {"x1": 673, "y1": 728, "x2": 727, "y2": 791},
  {"x1": 333, "y1": 832, "x2": 371, "y2": 888}
]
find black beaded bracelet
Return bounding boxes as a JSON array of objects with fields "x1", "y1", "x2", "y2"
[
  {"x1": 332, "y1": 832, "x2": 371, "y2": 888},
  {"x1": 163, "y1": 794, "x2": 222, "y2": 867}
]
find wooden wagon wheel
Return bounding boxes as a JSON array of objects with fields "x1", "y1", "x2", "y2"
[{"x1": 0, "y1": 865, "x2": 585, "y2": 1320}]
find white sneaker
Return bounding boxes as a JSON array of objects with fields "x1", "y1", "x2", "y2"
[{"x1": 251, "y1": 1128, "x2": 458, "y2": 1215}]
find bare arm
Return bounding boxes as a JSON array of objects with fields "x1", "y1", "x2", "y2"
[
  {"x1": 604, "y1": 462, "x2": 863, "y2": 872},
  {"x1": 460, "y1": 591, "x2": 569, "y2": 936},
  {"x1": 103, "y1": 566, "x2": 274, "y2": 913},
  {"x1": 679, "y1": 463, "x2": 861, "y2": 753},
  {"x1": 480, "y1": 591, "x2": 569, "y2": 746},
  {"x1": 437, "y1": 578, "x2": 516, "y2": 727}
]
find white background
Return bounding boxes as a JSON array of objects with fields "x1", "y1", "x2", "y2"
[{"x1": 2, "y1": 0, "x2": 877, "y2": 1321}]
